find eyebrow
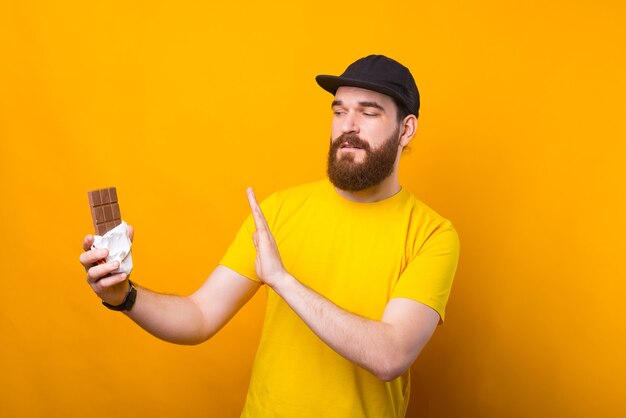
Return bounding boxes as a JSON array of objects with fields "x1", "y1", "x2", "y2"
[{"x1": 331, "y1": 100, "x2": 386, "y2": 112}]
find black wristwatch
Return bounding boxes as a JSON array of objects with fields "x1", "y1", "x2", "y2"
[{"x1": 102, "y1": 280, "x2": 137, "y2": 311}]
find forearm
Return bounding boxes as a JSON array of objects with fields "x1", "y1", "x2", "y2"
[
  {"x1": 121, "y1": 267, "x2": 260, "y2": 345},
  {"x1": 271, "y1": 274, "x2": 413, "y2": 381},
  {"x1": 124, "y1": 286, "x2": 211, "y2": 345}
]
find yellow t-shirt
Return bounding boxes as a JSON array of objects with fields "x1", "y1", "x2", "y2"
[{"x1": 220, "y1": 179, "x2": 459, "y2": 418}]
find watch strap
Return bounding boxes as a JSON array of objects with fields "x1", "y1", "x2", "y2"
[{"x1": 102, "y1": 280, "x2": 137, "y2": 311}]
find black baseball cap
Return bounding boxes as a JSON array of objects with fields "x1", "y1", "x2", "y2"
[{"x1": 316, "y1": 55, "x2": 420, "y2": 117}]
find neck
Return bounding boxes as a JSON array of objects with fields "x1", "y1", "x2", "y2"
[{"x1": 334, "y1": 172, "x2": 401, "y2": 203}]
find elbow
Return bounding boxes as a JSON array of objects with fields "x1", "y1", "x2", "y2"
[
  {"x1": 373, "y1": 334, "x2": 433, "y2": 381},
  {"x1": 177, "y1": 324, "x2": 219, "y2": 346},
  {"x1": 372, "y1": 345, "x2": 427, "y2": 382},
  {"x1": 155, "y1": 329, "x2": 213, "y2": 346},
  {"x1": 375, "y1": 367, "x2": 407, "y2": 383},
  {"x1": 372, "y1": 358, "x2": 411, "y2": 382},
  {"x1": 177, "y1": 333, "x2": 212, "y2": 346}
]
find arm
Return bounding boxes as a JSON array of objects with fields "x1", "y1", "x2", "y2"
[
  {"x1": 247, "y1": 188, "x2": 439, "y2": 381},
  {"x1": 274, "y1": 276, "x2": 438, "y2": 381},
  {"x1": 79, "y1": 229, "x2": 261, "y2": 345}
]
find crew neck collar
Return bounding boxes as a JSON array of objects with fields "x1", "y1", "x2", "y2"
[{"x1": 323, "y1": 178, "x2": 409, "y2": 208}]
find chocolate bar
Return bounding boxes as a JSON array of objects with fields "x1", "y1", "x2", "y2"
[{"x1": 87, "y1": 187, "x2": 122, "y2": 235}]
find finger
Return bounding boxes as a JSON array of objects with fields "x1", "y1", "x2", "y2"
[
  {"x1": 79, "y1": 247, "x2": 109, "y2": 268},
  {"x1": 96, "y1": 272, "x2": 127, "y2": 289},
  {"x1": 82, "y1": 234, "x2": 94, "y2": 252},
  {"x1": 247, "y1": 187, "x2": 268, "y2": 232},
  {"x1": 127, "y1": 224, "x2": 134, "y2": 242},
  {"x1": 86, "y1": 261, "x2": 120, "y2": 284},
  {"x1": 246, "y1": 188, "x2": 279, "y2": 250}
]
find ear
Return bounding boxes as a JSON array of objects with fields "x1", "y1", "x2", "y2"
[{"x1": 399, "y1": 115, "x2": 418, "y2": 147}]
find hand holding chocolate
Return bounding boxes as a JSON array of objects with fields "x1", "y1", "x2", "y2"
[{"x1": 87, "y1": 187, "x2": 133, "y2": 275}]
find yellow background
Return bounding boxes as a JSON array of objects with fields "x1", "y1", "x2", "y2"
[{"x1": 1, "y1": 1, "x2": 624, "y2": 417}]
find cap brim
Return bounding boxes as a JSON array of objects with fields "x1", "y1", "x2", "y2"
[{"x1": 315, "y1": 75, "x2": 405, "y2": 106}]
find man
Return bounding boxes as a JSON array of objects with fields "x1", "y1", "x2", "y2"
[{"x1": 80, "y1": 55, "x2": 459, "y2": 418}]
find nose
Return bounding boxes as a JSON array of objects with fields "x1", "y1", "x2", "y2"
[{"x1": 340, "y1": 111, "x2": 359, "y2": 134}]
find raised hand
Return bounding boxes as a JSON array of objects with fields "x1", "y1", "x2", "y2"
[{"x1": 246, "y1": 188, "x2": 287, "y2": 288}]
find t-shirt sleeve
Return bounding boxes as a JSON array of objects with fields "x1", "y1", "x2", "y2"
[
  {"x1": 219, "y1": 212, "x2": 260, "y2": 282},
  {"x1": 391, "y1": 222, "x2": 460, "y2": 322}
]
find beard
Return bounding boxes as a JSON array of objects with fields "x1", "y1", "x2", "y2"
[{"x1": 327, "y1": 129, "x2": 400, "y2": 192}]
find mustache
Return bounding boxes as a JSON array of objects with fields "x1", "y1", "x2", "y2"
[{"x1": 332, "y1": 133, "x2": 371, "y2": 152}]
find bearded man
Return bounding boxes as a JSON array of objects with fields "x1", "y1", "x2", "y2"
[{"x1": 80, "y1": 55, "x2": 460, "y2": 418}]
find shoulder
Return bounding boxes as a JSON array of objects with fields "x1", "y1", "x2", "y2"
[
  {"x1": 403, "y1": 190, "x2": 453, "y2": 225},
  {"x1": 401, "y1": 190, "x2": 459, "y2": 252}
]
